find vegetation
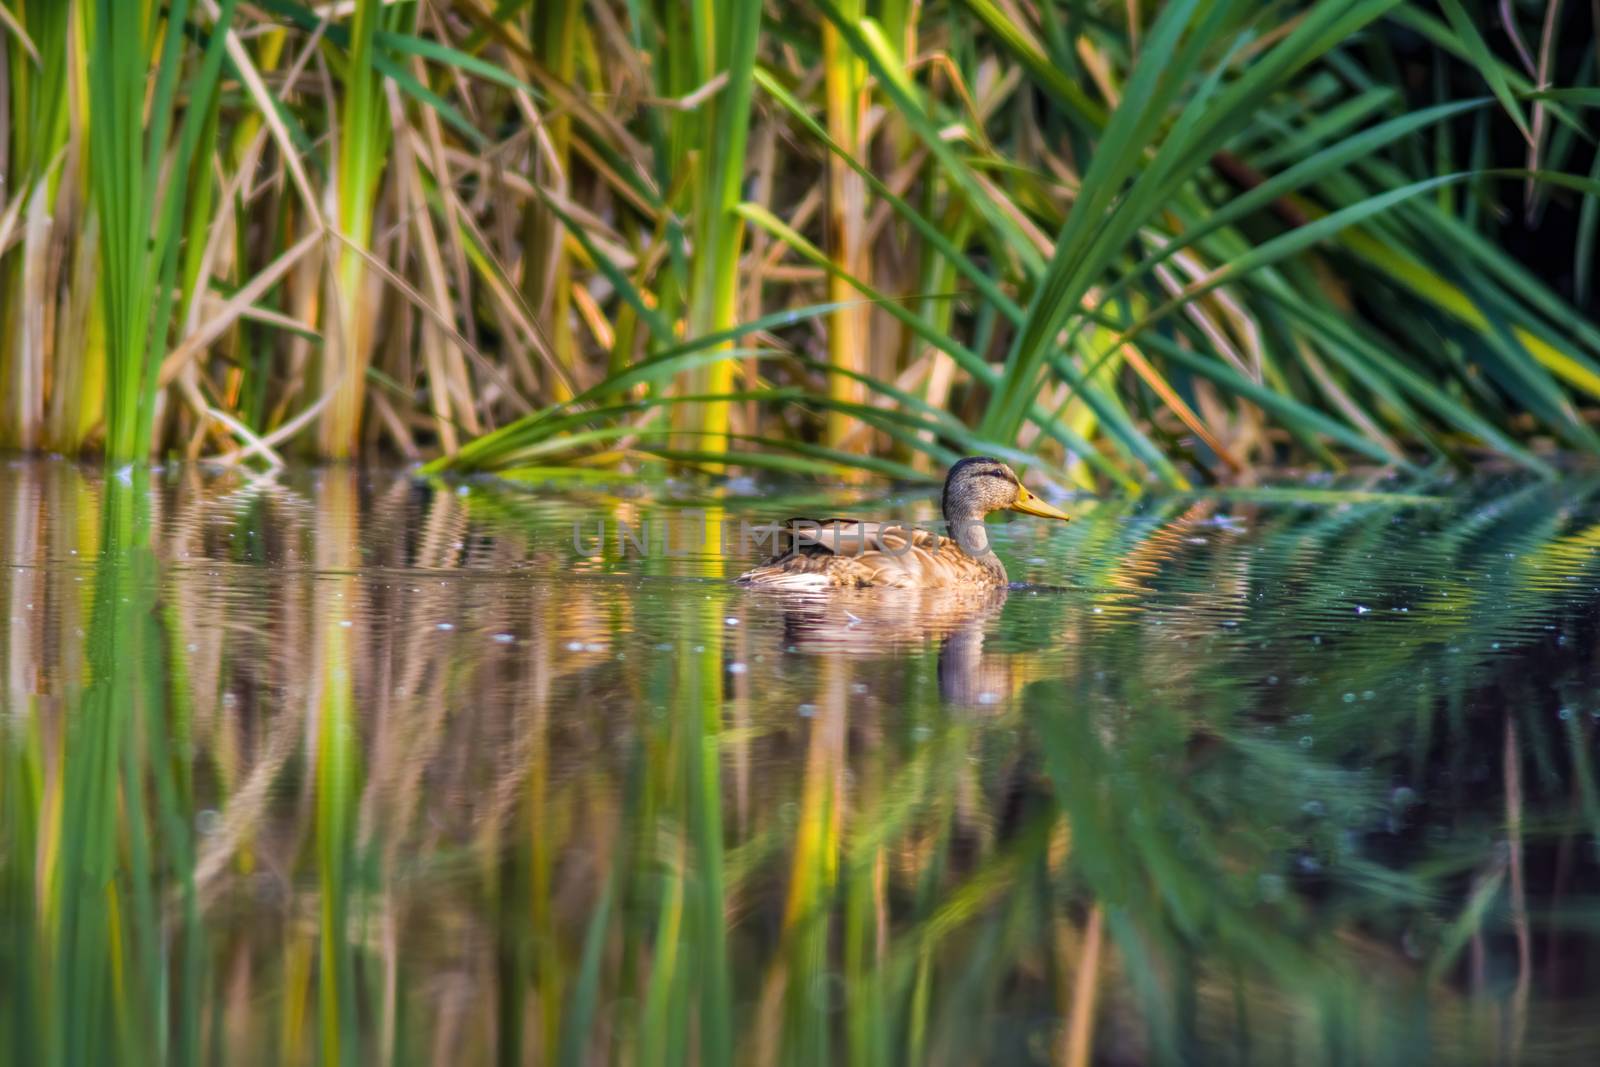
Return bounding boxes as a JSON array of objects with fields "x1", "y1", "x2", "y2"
[
  {"x1": 0, "y1": 2, "x2": 1598, "y2": 485},
  {"x1": 5, "y1": 461, "x2": 1600, "y2": 1062}
]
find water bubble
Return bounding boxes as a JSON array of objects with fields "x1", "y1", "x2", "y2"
[
  {"x1": 1355, "y1": 604, "x2": 1370, "y2": 615},
  {"x1": 1559, "y1": 706, "x2": 1574, "y2": 720},
  {"x1": 727, "y1": 662, "x2": 748, "y2": 675},
  {"x1": 1342, "y1": 692, "x2": 1356, "y2": 703},
  {"x1": 1401, "y1": 928, "x2": 1424, "y2": 960},
  {"x1": 1299, "y1": 735, "x2": 1315, "y2": 748},
  {"x1": 339, "y1": 619, "x2": 353, "y2": 629},
  {"x1": 1301, "y1": 800, "x2": 1326, "y2": 817},
  {"x1": 798, "y1": 703, "x2": 817, "y2": 717},
  {"x1": 436, "y1": 622, "x2": 454, "y2": 631},
  {"x1": 195, "y1": 810, "x2": 220, "y2": 835},
  {"x1": 724, "y1": 617, "x2": 740, "y2": 626},
  {"x1": 494, "y1": 633, "x2": 515, "y2": 644}
]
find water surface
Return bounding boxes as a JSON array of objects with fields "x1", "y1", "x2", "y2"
[{"x1": 4, "y1": 458, "x2": 1600, "y2": 1064}]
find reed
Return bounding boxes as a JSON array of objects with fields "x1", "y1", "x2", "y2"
[
  {"x1": 820, "y1": 0, "x2": 868, "y2": 453},
  {"x1": 0, "y1": 0, "x2": 79, "y2": 452},
  {"x1": 3, "y1": 1, "x2": 1600, "y2": 479},
  {"x1": 84, "y1": 0, "x2": 239, "y2": 463},
  {"x1": 318, "y1": 0, "x2": 391, "y2": 459},
  {"x1": 669, "y1": 0, "x2": 764, "y2": 461},
  {"x1": 521, "y1": 0, "x2": 581, "y2": 405}
]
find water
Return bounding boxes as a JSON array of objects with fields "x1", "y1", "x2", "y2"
[{"x1": 4, "y1": 458, "x2": 1600, "y2": 1064}]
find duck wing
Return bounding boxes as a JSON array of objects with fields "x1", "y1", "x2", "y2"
[
  {"x1": 740, "y1": 518, "x2": 970, "y2": 588},
  {"x1": 791, "y1": 519, "x2": 938, "y2": 558},
  {"x1": 756, "y1": 518, "x2": 940, "y2": 562}
]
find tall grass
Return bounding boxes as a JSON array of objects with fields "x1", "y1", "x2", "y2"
[
  {"x1": 88, "y1": 0, "x2": 238, "y2": 462},
  {"x1": 0, "y1": 1, "x2": 81, "y2": 452},
  {"x1": 3, "y1": 1, "x2": 1600, "y2": 481}
]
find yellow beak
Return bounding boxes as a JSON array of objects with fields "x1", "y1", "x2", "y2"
[{"x1": 1009, "y1": 485, "x2": 1072, "y2": 521}]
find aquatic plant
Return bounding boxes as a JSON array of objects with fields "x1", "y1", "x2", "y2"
[{"x1": 2, "y1": 2, "x2": 1600, "y2": 479}]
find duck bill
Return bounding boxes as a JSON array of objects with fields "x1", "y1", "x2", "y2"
[{"x1": 1010, "y1": 487, "x2": 1071, "y2": 521}]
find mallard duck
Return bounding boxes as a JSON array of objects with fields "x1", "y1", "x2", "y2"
[{"x1": 736, "y1": 457, "x2": 1070, "y2": 589}]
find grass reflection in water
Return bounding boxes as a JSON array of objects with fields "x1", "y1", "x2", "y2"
[{"x1": 2, "y1": 459, "x2": 1600, "y2": 1064}]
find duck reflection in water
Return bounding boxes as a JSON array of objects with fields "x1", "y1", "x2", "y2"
[{"x1": 771, "y1": 588, "x2": 1014, "y2": 708}]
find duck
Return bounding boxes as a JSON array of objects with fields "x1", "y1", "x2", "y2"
[{"x1": 736, "y1": 457, "x2": 1071, "y2": 589}]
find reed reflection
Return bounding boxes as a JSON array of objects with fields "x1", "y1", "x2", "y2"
[{"x1": 0, "y1": 460, "x2": 1599, "y2": 1064}]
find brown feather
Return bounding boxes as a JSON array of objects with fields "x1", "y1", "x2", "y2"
[{"x1": 736, "y1": 458, "x2": 1065, "y2": 590}]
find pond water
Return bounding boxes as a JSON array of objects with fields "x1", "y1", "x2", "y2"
[{"x1": 4, "y1": 457, "x2": 1600, "y2": 1064}]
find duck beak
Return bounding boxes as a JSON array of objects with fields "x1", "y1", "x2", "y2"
[{"x1": 1010, "y1": 485, "x2": 1072, "y2": 521}]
